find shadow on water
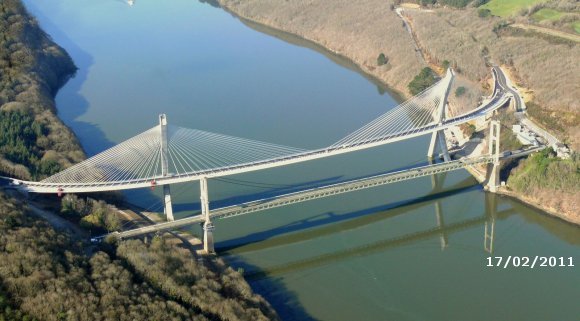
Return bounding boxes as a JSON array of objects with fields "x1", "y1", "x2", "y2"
[
  {"x1": 172, "y1": 157, "x2": 442, "y2": 214},
  {"x1": 226, "y1": 193, "x2": 513, "y2": 280},
  {"x1": 24, "y1": 2, "x2": 117, "y2": 156},
  {"x1": 218, "y1": 177, "x2": 479, "y2": 252}
]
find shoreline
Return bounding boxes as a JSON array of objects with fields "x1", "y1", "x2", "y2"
[
  {"x1": 235, "y1": 15, "x2": 408, "y2": 102},
  {"x1": 495, "y1": 188, "x2": 580, "y2": 226},
  {"x1": 216, "y1": 0, "x2": 422, "y2": 100},
  {"x1": 215, "y1": 0, "x2": 579, "y2": 227}
]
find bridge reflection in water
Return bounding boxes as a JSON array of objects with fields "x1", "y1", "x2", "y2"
[{"x1": 219, "y1": 175, "x2": 501, "y2": 280}]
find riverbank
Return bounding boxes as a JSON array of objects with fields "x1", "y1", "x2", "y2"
[
  {"x1": 215, "y1": 0, "x2": 579, "y2": 227},
  {"x1": 217, "y1": 0, "x2": 424, "y2": 98},
  {"x1": 496, "y1": 188, "x2": 580, "y2": 226}
]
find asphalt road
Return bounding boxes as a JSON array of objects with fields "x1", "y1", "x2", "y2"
[{"x1": 493, "y1": 66, "x2": 522, "y2": 112}]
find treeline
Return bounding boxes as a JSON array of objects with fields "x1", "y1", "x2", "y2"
[
  {"x1": 0, "y1": 0, "x2": 84, "y2": 180},
  {"x1": 60, "y1": 194, "x2": 121, "y2": 232},
  {"x1": 0, "y1": 191, "x2": 280, "y2": 321}
]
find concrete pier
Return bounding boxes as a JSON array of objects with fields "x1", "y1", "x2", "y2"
[
  {"x1": 486, "y1": 120, "x2": 501, "y2": 193},
  {"x1": 159, "y1": 114, "x2": 175, "y2": 221},
  {"x1": 200, "y1": 177, "x2": 214, "y2": 254}
]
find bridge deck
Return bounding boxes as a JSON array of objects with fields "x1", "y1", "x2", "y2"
[{"x1": 20, "y1": 93, "x2": 510, "y2": 193}]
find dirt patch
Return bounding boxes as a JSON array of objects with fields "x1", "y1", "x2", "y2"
[
  {"x1": 511, "y1": 23, "x2": 580, "y2": 43},
  {"x1": 400, "y1": 3, "x2": 420, "y2": 9}
]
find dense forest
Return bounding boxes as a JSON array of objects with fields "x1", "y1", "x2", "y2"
[
  {"x1": 0, "y1": 191, "x2": 279, "y2": 321},
  {"x1": 0, "y1": 0, "x2": 84, "y2": 180}
]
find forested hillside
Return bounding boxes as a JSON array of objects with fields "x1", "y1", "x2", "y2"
[
  {"x1": 0, "y1": 0, "x2": 84, "y2": 180},
  {"x1": 0, "y1": 191, "x2": 279, "y2": 321}
]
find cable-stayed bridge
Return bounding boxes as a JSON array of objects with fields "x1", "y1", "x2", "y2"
[
  {"x1": 9, "y1": 68, "x2": 513, "y2": 252},
  {"x1": 15, "y1": 69, "x2": 507, "y2": 194}
]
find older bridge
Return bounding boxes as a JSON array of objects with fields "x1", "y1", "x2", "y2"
[{"x1": 11, "y1": 68, "x2": 513, "y2": 253}]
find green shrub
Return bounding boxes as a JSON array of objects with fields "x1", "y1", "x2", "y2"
[
  {"x1": 408, "y1": 67, "x2": 437, "y2": 95},
  {"x1": 508, "y1": 148, "x2": 580, "y2": 193},
  {"x1": 455, "y1": 86, "x2": 467, "y2": 97},
  {"x1": 478, "y1": 8, "x2": 492, "y2": 18},
  {"x1": 377, "y1": 53, "x2": 389, "y2": 66}
]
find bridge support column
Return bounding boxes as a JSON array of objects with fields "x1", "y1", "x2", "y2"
[
  {"x1": 159, "y1": 114, "x2": 175, "y2": 221},
  {"x1": 427, "y1": 68, "x2": 453, "y2": 162},
  {"x1": 200, "y1": 177, "x2": 214, "y2": 254},
  {"x1": 486, "y1": 120, "x2": 501, "y2": 193},
  {"x1": 428, "y1": 130, "x2": 451, "y2": 162},
  {"x1": 163, "y1": 185, "x2": 174, "y2": 221}
]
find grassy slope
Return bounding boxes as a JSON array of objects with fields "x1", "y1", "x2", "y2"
[
  {"x1": 532, "y1": 8, "x2": 580, "y2": 35},
  {"x1": 532, "y1": 8, "x2": 564, "y2": 21},
  {"x1": 481, "y1": 0, "x2": 548, "y2": 17}
]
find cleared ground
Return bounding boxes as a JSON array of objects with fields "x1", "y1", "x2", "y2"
[{"x1": 511, "y1": 23, "x2": 580, "y2": 42}]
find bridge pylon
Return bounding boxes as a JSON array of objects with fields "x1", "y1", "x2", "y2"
[
  {"x1": 159, "y1": 114, "x2": 175, "y2": 221},
  {"x1": 486, "y1": 120, "x2": 501, "y2": 193},
  {"x1": 200, "y1": 177, "x2": 215, "y2": 254},
  {"x1": 427, "y1": 68, "x2": 454, "y2": 162}
]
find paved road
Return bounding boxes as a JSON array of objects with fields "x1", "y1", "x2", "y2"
[
  {"x1": 493, "y1": 66, "x2": 561, "y2": 147},
  {"x1": 492, "y1": 66, "x2": 522, "y2": 111}
]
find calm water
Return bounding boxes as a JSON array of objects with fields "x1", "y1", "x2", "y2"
[{"x1": 25, "y1": 0, "x2": 580, "y2": 320}]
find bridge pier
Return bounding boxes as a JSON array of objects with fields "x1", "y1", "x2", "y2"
[
  {"x1": 200, "y1": 177, "x2": 214, "y2": 254},
  {"x1": 159, "y1": 114, "x2": 175, "y2": 221},
  {"x1": 427, "y1": 130, "x2": 451, "y2": 162},
  {"x1": 163, "y1": 185, "x2": 174, "y2": 221},
  {"x1": 486, "y1": 120, "x2": 501, "y2": 193}
]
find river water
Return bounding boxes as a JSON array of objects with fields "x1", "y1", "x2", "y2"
[{"x1": 24, "y1": 0, "x2": 580, "y2": 320}]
